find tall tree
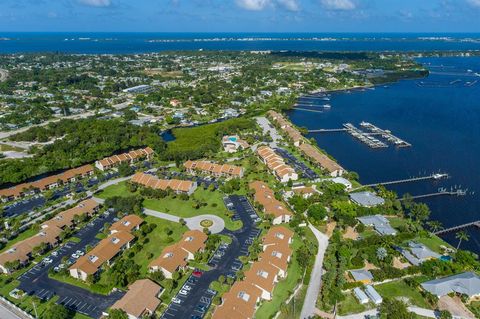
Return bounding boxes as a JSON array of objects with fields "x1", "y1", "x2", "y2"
[{"x1": 455, "y1": 231, "x2": 470, "y2": 250}]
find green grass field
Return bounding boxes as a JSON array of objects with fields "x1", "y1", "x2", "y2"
[
  {"x1": 0, "y1": 227, "x2": 40, "y2": 253},
  {"x1": 132, "y1": 216, "x2": 187, "y2": 274},
  {"x1": 337, "y1": 292, "x2": 370, "y2": 316},
  {"x1": 97, "y1": 182, "x2": 242, "y2": 231},
  {"x1": 375, "y1": 280, "x2": 431, "y2": 309}
]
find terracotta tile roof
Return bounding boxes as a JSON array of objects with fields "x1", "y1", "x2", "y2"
[
  {"x1": 111, "y1": 279, "x2": 161, "y2": 318},
  {"x1": 148, "y1": 243, "x2": 188, "y2": 274},
  {"x1": 69, "y1": 231, "x2": 134, "y2": 275},
  {"x1": 183, "y1": 160, "x2": 244, "y2": 177},
  {"x1": 259, "y1": 243, "x2": 292, "y2": 275},
  {"x1": 0, "y1": 165, "x2": 94, "y2": 199},
  {"x1": 262, "y1": 226, "x2": 294, "y2": 247},
  {"x1": 256, "y1": 146, "x2": 296, "y2": 181},
  {"x1": 299, "y1": 143, "x2": 344, "y2": 174},
  {"x1": 96, "y1": 148, "x2": 154, "y2": 169},
  {"x1": 249, "y1": 181, "x2": 292, "y2": 219},
  {"x1": 244, "y1": 260, "x2": 278, "y2": 294},
  {"x1": 212, "y1": 281, "x2": 262, "y2": 319},
  {"x1": 149, "y1": 230, "x2": 207, "y2": 274},
  {"x1": 109, "y1": 215, "x2": 144, "y2": 234},
  {"x1": 179, "y1": 230, "x2": 207, "y2": 255},
  {"x1": 131, "y1": 172, "x2": 196, "y2": 194},
  {"x1": 42, "y1": 199, "x2": 99, "y2": 230}
]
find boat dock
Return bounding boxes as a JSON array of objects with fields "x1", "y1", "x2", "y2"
[
  {"x1": 359, "y1": 122, "x2": 412, "y2": 147},
  {"x1": 308, "y1": 121, "x2": 411, "y2": 149},
  {"x1": 351, "y1": 173, "x2": 449, "y2": 191},
  {"x1": 434, "y1": 220, "x2": 480, "y2": 235},
  {"x1": 398, "y1": 188, "x2": 467, "y2": 200},
  {"x1": 343, "y1": 123, "x2": 388, "y2": 148}
]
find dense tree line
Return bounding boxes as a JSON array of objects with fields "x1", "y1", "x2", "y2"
[
  {"x1": 0, "y1": 119, "x2": 165, "y2": 185},
  {"x1": 162, "y1": 118, "x2": 255, "y2": 161}
]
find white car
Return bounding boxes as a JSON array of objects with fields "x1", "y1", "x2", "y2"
[
  {"x1": 71, "y1": 253, "x2": 79, "y2": 259},
  {"x1": 172, "y1": 298, "x2": 182, "y2": 304},
  {"x1": 43, "y1": 258, "x2": 53, "y2": 264},
  {"x1": 179, "y1": 290, "x2": 188, "y2": 295},
  {"x1": 76, "y1": 250, "x2": 85, "y2": 256},
  {"x1": 51, "y1": 251, "x2": 58, "y2": 257},
  {"x1": 183, "y1": 285, "x2": 192, "y2": 291}
]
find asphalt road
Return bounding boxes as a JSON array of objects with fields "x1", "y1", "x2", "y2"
[
  {"x1": 18, "y1": 210, "x2": 124, "y2": 319},
  {"x1": 300, "y1": 224, "x2": 329, "y2": 319},
  {"x1": 0, "y1": 303, "x2": 21, "y2": 319},
  {"x1": 162, "y1": 195, "x2": 260, "y2": 319}
]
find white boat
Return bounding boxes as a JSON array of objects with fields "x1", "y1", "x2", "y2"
[{"x1": 323, "y1": 104, "x2": 331, "y2": 109}]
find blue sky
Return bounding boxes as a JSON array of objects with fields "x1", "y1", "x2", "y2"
[{"x1": 0, "y1": 0, "x2": 480, "y2": 33}]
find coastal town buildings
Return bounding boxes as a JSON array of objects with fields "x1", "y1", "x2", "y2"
[
  {"x1": 184, "y1": 160, "x2": 244, "y2": 179},
  {"x1": 211, "y1": 226, "x2": 293, "y2": 319},
  {"x1": 149, "y1": 230, "x2": 207, "y2": 279},
  {"x1": 111, "y1": 279, "x2": 162, "y2": 319},
  {"x1": 257, "y1": 146, "x2": 298, "y2": 183},
  {"x1": 249, "y1": 181, "x2": 292, "y2": 224},
  {"x1": 94, "y1": 147, "x2": 154, "y2": 171},
  {"x1": 131, "y1": 172, "x2": 197, "y2": 195},
  {"x1": 0, "y1": 199, "x2": 99, "y2": 274},
  {"x1": 0, "y1": 164, "x2": 94, "y2": 202}
]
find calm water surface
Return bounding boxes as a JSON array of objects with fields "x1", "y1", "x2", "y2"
[{"x1": 287, "y1": 57, "x2": 480, "y2": 252}]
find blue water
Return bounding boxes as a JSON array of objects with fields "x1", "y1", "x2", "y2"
[
  {"x1": 287, "y1": 56, "x2": 480, "y2": 253},
  {"x1": 1, "y1": 32, "x2": 480, "y2": 54}
]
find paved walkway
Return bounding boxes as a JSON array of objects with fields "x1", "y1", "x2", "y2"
[{"x1": 300, "y1": 224, "x2": 329, "y2": 319}]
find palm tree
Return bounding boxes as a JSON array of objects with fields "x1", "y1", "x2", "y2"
[
  {"x1": 376, "y1": 247, "x2": 388, "y2": 261},
  {"x1": 426, "y1": 220, "x2": 443, "y2": 234},
  {"x1": 455, "y1": 231, "x2": 470, "y2": 250}
]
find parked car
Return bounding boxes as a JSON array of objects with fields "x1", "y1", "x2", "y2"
[
  {"x1": 76, "y1": 250, "x2": 84, "y2": 256},
  {"x1": 179, "y1": 289, "x2": 189, "y2": 296},
  {"x1": 183, "y1": 285, "x2": 192, "y2": 291},
  {"x1": 172, "y1": 298, "x2": 182, "y2": 304},
  {"x1": 51, "y1": 251, "x2": 58, "y2": 257},
  {"x1": 71, "y1": 253, "x2": 79, "y2": 259},
  {"x1": 192, "y1": 270, "x2": 203, "y2": 277}
]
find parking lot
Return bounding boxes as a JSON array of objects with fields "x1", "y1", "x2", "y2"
[
  {"x1": 274, "y1": 147, "x2": 319, "y2": 179},
  {"x1": 161, "y1": 195, "x2": 260, "y2": 319},
  {"x1": 18, "y1": 208, "x2": 124, "y2": 319}
]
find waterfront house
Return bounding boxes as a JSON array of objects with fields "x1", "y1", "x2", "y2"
[
  {"x1": 350, "y1": 192, "x2": 385, "y2": 207},
  {"x1": 357, "y1": 215, "x2": 396, "y2": 236}
]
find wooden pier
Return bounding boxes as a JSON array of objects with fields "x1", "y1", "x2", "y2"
[
  {"x1": 351, "y1": 173, "x2": 449, "y2": 191},
  {"x1": 434, "y1": 220, "x2": 480, "y2": 235},
  {"x1": 398, "y1": 189, "x2": 467, "y2": 200},
  {"x1": 307, "y1": 121, "x2": 411, "y2": 149}
]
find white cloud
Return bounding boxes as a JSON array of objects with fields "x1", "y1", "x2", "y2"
[
  {"x1": 467, "y1": 0, "x2": 480, "y2": 7},
  {"x1": 236, "y1": 0, "x2": 271, "y2": 11},
  {"x1": 277, "y1": 0, "x2": 300, "y2": 11},
  {"x1": 78, "y1": 0, "x2": 112, "y2": 7},
  {"x1": 321, "y1": 0, "x2": 356, "y2": 10}
]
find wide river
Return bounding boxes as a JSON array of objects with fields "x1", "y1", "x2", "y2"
[{"x1": 287, "y1": 56, "x2": 480, "y2": 252}]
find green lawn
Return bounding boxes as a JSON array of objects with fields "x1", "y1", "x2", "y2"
[
  {"x1": 143, "y1": 188, "x2": 242, "y2": 231},
  {"x1": 375, "y1": 280, "x2": 431, "y2": 309},
  {"x1": 49, "y1": 271, "x2": 113, "y2": 295},
  {"x1": 97, "y1": 182, "x2": 242, "y2": 231},
  {"x1": 96, "y1": 181, "x2": 130, "y2": 199},
  {"x1": 337, "y1": 292, "x2": 370, "y2": 316},
  {"x1": 254, "y1": 233, "x2": 303, "y2": 319},
  {"x1": 468, "y1": 301, "x2": 480, "y2": 318},
  {"x1": 416, "y1": 235, "x2": 453, "y2": 253},
  {"x1": 133, "y1": 216, "x2": 187, "y2": 274}
]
